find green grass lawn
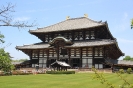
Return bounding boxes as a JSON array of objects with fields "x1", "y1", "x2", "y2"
[{"x1": 0, "y1": 73, "x2": 133, "y2": 88}]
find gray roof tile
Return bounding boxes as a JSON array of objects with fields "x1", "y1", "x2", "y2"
[
  {"x1": 66, "y1": 39, "x2": 115, "y2": 48},
  {"x1": 16, "y1": 39, "x2": 115, "y2": 49},
  {"x1": 29, "y1": 17, "x2": 105, "y2": 33}
]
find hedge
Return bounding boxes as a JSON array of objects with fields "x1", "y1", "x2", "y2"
[{"x1": 46, "y1": 71, "x2": 75, "y2": 74}]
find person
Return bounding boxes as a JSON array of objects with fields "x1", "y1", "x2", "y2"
[
  {"x1": 36, "y1": 64, "x2": 39, "y2": 71},
  {"x1": 32, "y1": 69, "x2": 36, "y2": 75}
]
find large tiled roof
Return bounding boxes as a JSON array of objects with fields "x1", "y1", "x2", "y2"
[
  {"x1": 16, "y1": 42, "x2": 49, "y2": 49},
  {"x1": 29, "y1": 17, "x2": 105, "y2": 33},
  {"x1": 66, "y1": 39, "x2": 115, "y2": 48},
  {"x1": 118, "y1": 60, "x2": 133, "y2": 65},
  {"x1": 16, "y1": 39, "x2": 116, "y2": 50}
]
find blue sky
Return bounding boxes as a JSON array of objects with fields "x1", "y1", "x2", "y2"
[{"x1": 0, "y1": 0, "x2": 133, "y2": 60}]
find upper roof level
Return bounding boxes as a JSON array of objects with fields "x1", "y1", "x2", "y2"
[{"x1": 29, "y1": 17, "x2": 107, "y2": 33}]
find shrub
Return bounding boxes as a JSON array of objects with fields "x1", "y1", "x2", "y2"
[
  {"x1": 0, "y1": 71, "x2": 12, "y2": 76},
  {"x1": 12, "y1": 70, "x2": 21, "y2": 75},
  {"x1": 119, "y1": 69, "x2": 125, "y2": 74},
  {"x1": 0, "y1": 72, "x2": 4, "y2": 76},
  {"x1": 127, "y1": 68, "x2": 132, "y2": 74},
  {"x1": 11, "y1": 70, "x2": 31, "y2": 75},
  {"x1": 46, "y1": 71, "x2": 75, "y2": 74}
]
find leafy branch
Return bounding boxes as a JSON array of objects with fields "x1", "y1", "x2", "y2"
[
  {"x1": 92, "y1": 67, "x2": 115, "y2": 88},
  {"x1": 131, "y1": 19, "x2": 133, "y2": 29},
  {"x1": 92, "y1": 67, "x2": 133, "y2": 88}
]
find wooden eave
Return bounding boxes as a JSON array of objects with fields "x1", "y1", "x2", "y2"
[
  {"x1": 16, "y1": 39, "x2": 124, "y2": 59},
  {"x1": 114, "y1": 64, "x2": 133, "y2": 67},
  {"x1": 16, "y1": 39, "x2": 116, "y2": 50}
]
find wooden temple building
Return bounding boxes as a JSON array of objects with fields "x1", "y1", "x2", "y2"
[
  {"x1": 51, "y1": 60, "x2": 70, "y2": 71},
  {"x1": 16, "y1": 16, "x2": 124, "y2": 69}
]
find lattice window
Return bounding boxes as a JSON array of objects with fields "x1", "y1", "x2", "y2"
[
  {"x1": 70, "y1": 49, "x2": 75, "y2": 56},
  {"x1": 75, "y1": 48, "x2": 80, "y2": 56},
  {"x1": 45, "y1": 35, "x2": 48, "y2": 42},
  {"x1": 39, "y1": 59, "x2": 43, "y2": 63},
  {"x1": 44, "y1": 52, "x2": 47, "y2": 57},
  {"x1": 74, "y1": 32, "x2": 78, "y2": 40},
  {"x1": 79, "y1": 32, "x2": 83, "y2": 40},
  {"x1": 82, "y1": 59, "x2": 87, "y2": 67},
  {"x1": 49, "y1": 37, "x2": 52, "y2": 41},
  {"x1": 68, "y1": 33, "x2": 72, "y2": 40},
  {"x1": 49, "y1": 49, "x2": 54, "y2": 57},
  {"x1": 99, "y1": 64, "x2": 103, "y2": 68},
  {"x1": 39, "y1": 50, "x2": 44, "y2": 57},
  {"x1": 95, "y1": 64, "x2": 98, "y2": 68},
  {"x1": 63, "y1": 33, "x2": 66, "y2": 38},
  {"x1": 32, "y1": 50, "x2": 38, "y2": 58},
  {"x1": 95, "y1": 47, "x2": 103, "y2": 56},
  {"x1": 88, "y1": 48, "x2": 92, "y2": 56},
  {"x1": 60, "y1": 48, "x2": 67, "y2": 57},
  {"x1": 99, "y1": 47, "x2": 103, "y2": 56},
  {"x1": 32, "y1": 64, "x2": 36, "y2": 67},
  {"x1": 69, "y1": 48, "x2": 80, "y2": 57},
  {"x1": 54, "y1": 33, "x2": 59, "y2": 38},
  {"x1": 88, "y1": 64, "x2": 92, "y2": 68},
  {"x1": 85, "y1": 31, "x2": 90, "y2": 40},
  {"x1": 95, "y1": 48, "x2": 98, "y2": 56},
  {"x1": 82, "y1": 48, "x2": 87, "y2": 57},
  {"x1": 91, "y1": 31, "x2": 95, "y2": 39},
  {"x1": 53, "y1": 50, "x2": 57, "y2": 57}
]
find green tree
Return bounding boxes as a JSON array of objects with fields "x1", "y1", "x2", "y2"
[
  {"x1": 19, "y1": 58, "x2": 28, "y2": 62},
  {"x1": 12, "y1": 58, "x2": 28, "y2": 62},
  {"x1": 131, "y1": 19, "x2": 133, "y2": 29},
  {"x1": 123, "y1": 56, "x2": 133, "y2": 61},
  {"x1": 0, "y1": 32, "x2": 13, "y2": 72},
  {"x1": 0, "y1": 48, "x2": 14, "y2": 72}
]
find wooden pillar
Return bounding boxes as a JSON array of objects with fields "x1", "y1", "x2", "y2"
[
  {"x1": 66, "y1": 67, "x2": 67, "y2": 71},
  {"x1": 103, "y1": 46, "x2": 106, "y2": 69},
  {"x1": 72, "y1": 31, "x2": 74, "y2": 41},
  {"x1": 46, "y1": 49, "x2": 49, "y2": 67},
  {"x1": 30, "y1": 50, "x2": 33, "y2": 60},
  {"x1": 29, "y1": 50, "x2": 32, "y2": 67},
  {"x1": 92, "y1": 47, "x2": 95, "y2": 67},
  {"x1": 83, "y1": 30, "x2": 85, "y2": 40},
  {"x1": 80, "y1": 48, "x2": 82, "y2": 68},
  {"x1": 37, "y1": 49, "x2": 40, "y2": 65},
  {"x1": 68, "y1": 48, "x2": 71, "y2": 65},
  {"x1": 56, "y1": 44, "x2": 60, "y2": 60}
]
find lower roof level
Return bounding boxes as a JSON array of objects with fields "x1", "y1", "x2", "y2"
[{"x1": 16, "y1": 39, "x2": 116, "y2": 49}]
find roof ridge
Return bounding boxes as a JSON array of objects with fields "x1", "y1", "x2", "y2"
[
  {"x1": 67, "y1": 17, "x2": 86, "y2": 20},
  {"x1": 67, "y1": 17, "x2": 105, "y2": 24}
]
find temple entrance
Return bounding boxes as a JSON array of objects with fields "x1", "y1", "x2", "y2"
[
  {"x1": 60, "y1": 59, "x2": 68, "y2": 63},
  {"x1": 50, "y1": 59, "x2": 56, "y2": 64},
  {"x1": 72, "y1": 58, "x2": 80, "y2": 68}
]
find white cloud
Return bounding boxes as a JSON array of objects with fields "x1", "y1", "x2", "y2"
[
  {"x1": 117, "y1": 38, "x2": 133, "y2": 43},
  {"x1": 13, "y1": 17, "x2": 30, "y2": 22}
]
